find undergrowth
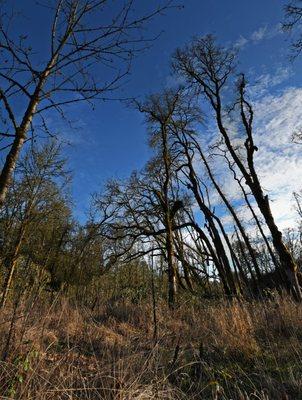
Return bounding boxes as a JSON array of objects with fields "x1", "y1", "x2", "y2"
[{"x1": 0, "y1": 296, "x2": 302, "y2": 399}]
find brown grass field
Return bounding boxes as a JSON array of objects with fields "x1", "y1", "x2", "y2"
[{"x1": 0, "y1": 295, "x2": 302, "y2": 399}]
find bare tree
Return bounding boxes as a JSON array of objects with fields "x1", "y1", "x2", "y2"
[
  {"x1": 173, "y1": 35, "x2": 302, "y2": 300},
  {"x1": 135, "y1": 93, "x2": 186, "y2": 305},
  {"x1": 0, "y1": 0, "x2": 174, "y2": 206},
  {"x1": 137, "y1": 89, "x2": 241, "y2": 297}
]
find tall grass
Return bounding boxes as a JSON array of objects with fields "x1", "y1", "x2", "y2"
[{"x1": 0, "y1": 295, "x2": 302, "y2": 399}]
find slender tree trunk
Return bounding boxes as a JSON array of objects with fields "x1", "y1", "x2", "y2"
[
  {"x1": 213, "y1": 216, "x2": 245, "y2": 295},
  {"x1": 0, "y1": 225, "x2": 26, "y2": 308},
  {"x1": 0, "y1": 133, "x2": 26, "y2": 207},
  {"x1": 160, "y1": 123, "x2": 177, "y2": 307},
  {"x1": 174, "y1": 229, "x2": 194, "y2": 291},
  {"x1": 150, "y1": 251, "x2": 158, "y2": 341},
  {"x1": 189, "y1": 219, "x2": 232, "y2": 296},
  {"x1": 166, "y1": 216, "x2": 177, "y2": 307},
  {"x1": 185, "y1": 152, "x2": 237, "y2": 297},
  {"x1": 0, "y1": 66, "x2": 53, "y2": 207},
  {"x1": 192, "y1": 137, "x2": 262, "y2": 280},
  {"x1": 230, "y1": 251, "x2": 246, "y2": 294},
  {"x1": 225, "y1": 154, "x2": 279, "y2": 270},
  {"x1": 207, "y1": 220, "x2": 237, "y2": 296},
  {"x1": 255, "y1": 193, "x2": 302, "y2": 300},
  {"x1": 215, "y1": 100, "x2": 302, "y2": 301}
]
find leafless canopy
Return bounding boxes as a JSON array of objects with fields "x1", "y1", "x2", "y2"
[{"x1": 0, "y1": 0, "x2": 176, "y2": 206}]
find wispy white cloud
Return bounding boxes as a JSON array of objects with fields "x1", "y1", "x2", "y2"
[
  {"x1": 251, "y1": 26, "x2": 268, "y2": 42},
  {"x1": 234, "y1": 35, "x2": 249, "y2": 49},
  {"x1": 199, "y1": 59, "x2": 302, "y2": 235},
  {"x1": 218, "y1": 86, "x2": 302, "y2": 230},
  {"x1": 247, "y1": 66, "x2": 292, "y2": 99},
  {"x1": 252, "y1": 87, "x2": 302, "y2": 228},
  {"x1": 234, "y1": 23, "x2": 282, "y2": 49}
]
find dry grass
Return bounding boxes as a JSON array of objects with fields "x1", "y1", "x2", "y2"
[{"x1": 0, "y1": 296, "x2": 302, "y2": 399}]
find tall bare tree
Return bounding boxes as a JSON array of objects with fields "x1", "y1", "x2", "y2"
[
  {"x1": 0, "y1": 0, "x2": 174, "y2": 206},
  {"x1": 135, "y1": 93, "x2": 185, "y2": 305},
  {"x1": 173, "y1": 36, "x2": 302, "y2": 300}
]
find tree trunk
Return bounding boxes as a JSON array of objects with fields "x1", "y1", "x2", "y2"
[
  {"x1": 215, "y1": 101, "x2": 302, "y2": 300},
  {"x1": 166, "y1": 216, "x2": 177, "y2": 307},
  {"x1": 0, "y1": 226, "x2": 26, "y2": 308},
  {"x1": 0, "y1": 132, "x2": 26, "y2": 207},
  {"x1": 185, "y1": 153, "x2": 237, "y2": 297},
  {"x1": 256, "y1": 194, "x2": 302, "y2": 301},
  {"x1": 235, "y1": 170, "x2": 279, "y2": 270},
  {"x1": 193, "y1": 139, "x2": 262, "y2": 280},
  {"x1": 189, "y1": 219, "x2": 233, "y2": 296},
  {"x1": 0, "y1": 67, "x2": 52, "y2": 207}
]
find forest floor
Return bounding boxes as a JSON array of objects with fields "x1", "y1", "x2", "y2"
[{"x1": 0, "y1": 296, "x2": 302, "y2": 399}]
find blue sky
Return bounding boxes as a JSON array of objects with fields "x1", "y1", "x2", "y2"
[{"x1": 5, "y1": 0, "x2": 302, "y2": 223}]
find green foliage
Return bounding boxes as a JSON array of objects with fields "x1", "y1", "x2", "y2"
[{"x1": 6, "y1": 349, "x2": 39, "y2": 398}]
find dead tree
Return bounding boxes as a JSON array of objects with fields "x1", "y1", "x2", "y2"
[{"x1": 173, "y1": 36, "x2": 302, "y2": 300}]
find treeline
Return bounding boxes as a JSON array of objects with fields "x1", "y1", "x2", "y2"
[
  {"x1": 1, "y1": 36, "x2": 302, "y2": 310},
  {"x1": 86, "y1": 36, "x2": 302, "y2": 305},
  {"x1": 1, "y1": 1, "x2": 302, "y2": 310}
]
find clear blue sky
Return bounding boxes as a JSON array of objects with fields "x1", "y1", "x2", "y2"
[{"x1": 10, "y1": 0, "x2": 302, "y2": 221}]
